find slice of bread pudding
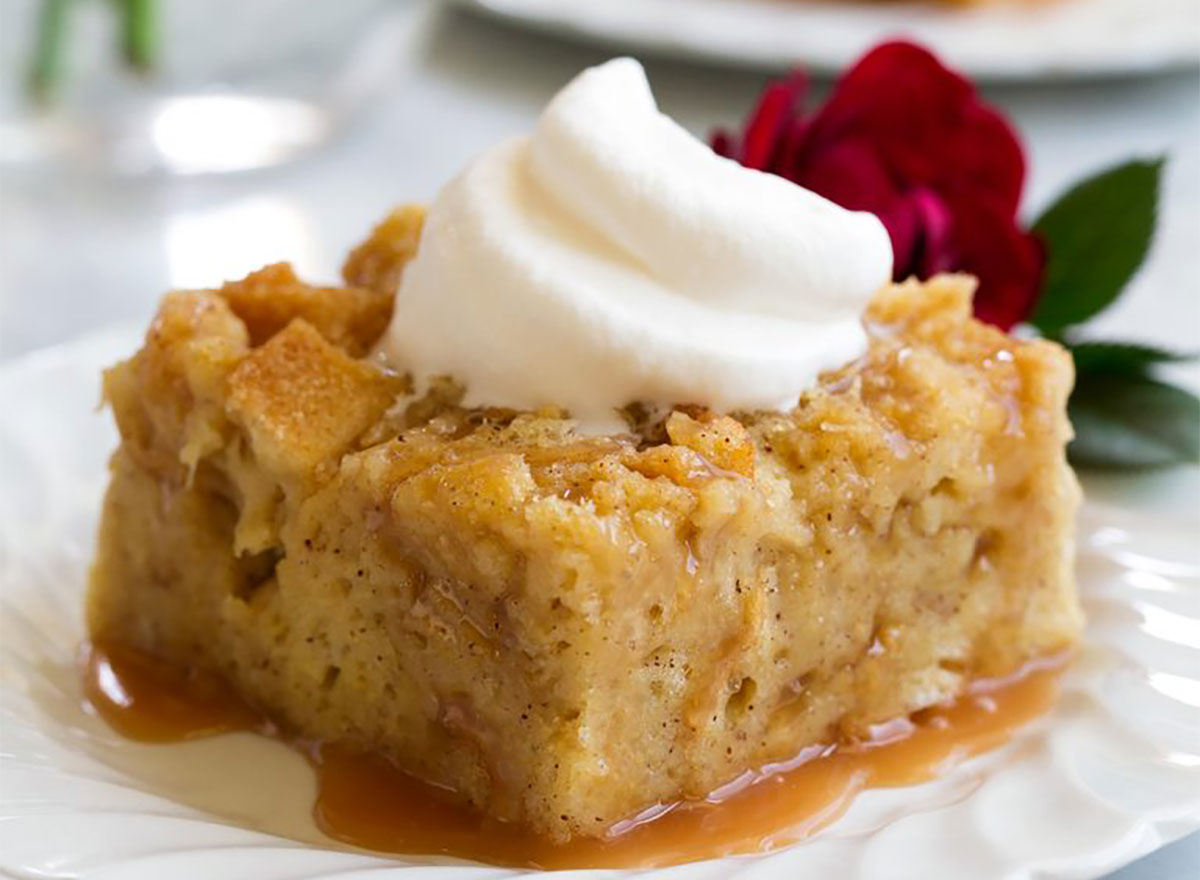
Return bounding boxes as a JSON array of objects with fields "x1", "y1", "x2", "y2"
[{"x1": 88, "y1": 206, "x2": 1082, "y2": 842}]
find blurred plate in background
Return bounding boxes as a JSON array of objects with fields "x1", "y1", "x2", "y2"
[{"x1": 455, "y1": 0, "x2": 1200, "y2": 80}]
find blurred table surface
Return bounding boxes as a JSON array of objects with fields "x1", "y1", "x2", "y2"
[{"x1": 0, "y1": 2, "x2": 1196, "y2": 878}]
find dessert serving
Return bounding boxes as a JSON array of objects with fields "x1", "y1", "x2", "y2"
[{"x1": 86, "y1": 59, "x2": 1083, "y2": 864}]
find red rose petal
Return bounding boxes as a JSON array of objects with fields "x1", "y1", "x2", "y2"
[
  {"x1": 776, "y1": 117, "x2": 812, "y2": 181},
  {"x1": 740, "y1": 73, "x2": 808, "y2": 170},
  {"x1": 809, "y1": 41, "x2": 1029, "y2": 220},
  {"x1": 944, "y1": 191, "x2": 1045, "y2": 330},
  {"x1": 909, "y1": 188, "x2": 958, "y2": 278},
  {"x1": 710, "y1": 129, "x2": 735, "y2": 158},
  {"x1": 879, "y1": 198, "x2": 922, "y2": 281},
  {"x1": 808, "y1": 42, "x2": 974, "y2": 186},
  {"x1": 879, "y1": 188, "x2": 956, "y2": 281},
  {"x1": 795, "y1": 137, "x2": 900, "y2": 214},
  {"x1": 944, "y1": 101, "x2": 1026, "y2": 218}
]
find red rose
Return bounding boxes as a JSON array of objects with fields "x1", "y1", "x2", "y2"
[{"x1": 712, "y1": 41, "x2": 1043, "y2": 331}]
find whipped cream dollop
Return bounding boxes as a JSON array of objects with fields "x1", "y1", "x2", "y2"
[{"x1": 382, "y1": 58, "x2": 892, "y2": 431}]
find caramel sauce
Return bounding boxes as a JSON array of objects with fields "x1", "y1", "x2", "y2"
[
  {"x1": 82, "y1": 640, "x2": 1067, "y2": 869},
  {"x1": 82, "y1": 641, "x2": 263, "y2": 742}
]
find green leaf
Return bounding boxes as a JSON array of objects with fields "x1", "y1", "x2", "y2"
[
  {"x1": 1068, "y1": 371, "x2": 1200, "y2": 469},
  {"x1": 1030, "y1": 159, "x2": 1163, "y2": 338},
  {"x1": 1070, "y1": 341, "x2": 1198, "y2": 377}
]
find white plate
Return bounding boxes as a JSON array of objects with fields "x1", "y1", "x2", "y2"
[
  {"x1": 1, "y1": 328, "x2": 1198, "y2": 880},
  {"x1": 455, "y1": 0, "x2": 1200, "y2": 80}
]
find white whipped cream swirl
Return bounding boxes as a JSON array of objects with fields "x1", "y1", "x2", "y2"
[{"x1": 382, "y1": 58, "x2": 892, "y2": 431}]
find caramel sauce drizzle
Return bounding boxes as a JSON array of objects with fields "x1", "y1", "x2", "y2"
[{"x1": 82, "y1": 641, "x2": 1067, "y2": 869}]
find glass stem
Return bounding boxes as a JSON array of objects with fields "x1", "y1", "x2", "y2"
[
  {"x1": 121, "y1": 0, "x2": 158, "y2": 73},
  {"x1": 28, "y1": 0, "x2": 71, "y2": 102}
]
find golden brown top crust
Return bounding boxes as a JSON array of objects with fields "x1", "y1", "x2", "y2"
[
  {"x1": 103, "y1": 291, "x2": 249, "y2": 480},
  {"x1": 105, "y1": 207, "x2": 1073, "y2": 542},
  {"x1": 341, "y1": 204, "x2": 427, "y2": 296},
  {"x1": 226, "y1": 320, "x2": 402, "y2": 480},
  {"x1": 219, "y1": 263, "x2": 393, "y2": 357}
]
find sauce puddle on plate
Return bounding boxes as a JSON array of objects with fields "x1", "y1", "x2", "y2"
[{"x1": 82, "y1": 641, "x2": 1067, "y2": 869}]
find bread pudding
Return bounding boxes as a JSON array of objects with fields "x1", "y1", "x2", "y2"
[
  {"x1": 87, "y1": 58, "x2": 1081, "y2": 849},
  {"x1": 88, "y1": 201, "x2": 1082, "y2": 842}
]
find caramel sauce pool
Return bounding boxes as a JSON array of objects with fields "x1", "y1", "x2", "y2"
[{"x1": 82, "y1": 641, "x2": 1067, "y2": 869}]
